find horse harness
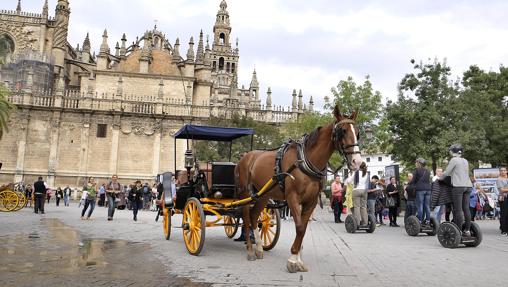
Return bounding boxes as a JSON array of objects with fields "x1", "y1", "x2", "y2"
[{"x1": 272, "y1": 118, "x2": 360, "y2": 194}]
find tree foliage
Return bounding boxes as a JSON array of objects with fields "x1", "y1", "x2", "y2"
[{"x1": 0, "y1": 84, "x2": 13, "y2": 140}]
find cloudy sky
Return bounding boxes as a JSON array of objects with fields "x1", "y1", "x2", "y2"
[{"x1": 18, "y1": 0, "x2": 508, "y2": 109}]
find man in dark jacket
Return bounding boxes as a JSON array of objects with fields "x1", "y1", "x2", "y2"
[
  {"x1": 409, "y1": 158, "x2": 432, "y2": 224},
  {"x1": 33, "y1": 176, "x2": 48, "y2": 214}
]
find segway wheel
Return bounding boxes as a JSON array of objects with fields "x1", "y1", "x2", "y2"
[
  {"x1": 405, "y1": 215, "x2": 421, "y2": 236},
  {"x1": 463, "y1": 222, "x2": 482, "y2": 247},
  {"x1": 345, "y1": 215, "x2": 357, "y2": 233},
  {"x1": 426, "y1": 217, "x2": 438, "y2": 236},
  {"x1": 437, "y1": 222, "x2": 461, "y2": 248},
  {"x1": 366, "y1": 214, "x2": 376, "y2": 233}
]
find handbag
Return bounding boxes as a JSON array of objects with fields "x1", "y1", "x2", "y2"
[{"x1": 386, "y1": 197, "x2": 396, "y2": 207}]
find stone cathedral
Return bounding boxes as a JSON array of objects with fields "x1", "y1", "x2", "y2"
[{"x1": 0, "y1": 0, "x2": 314, "y2": 187}]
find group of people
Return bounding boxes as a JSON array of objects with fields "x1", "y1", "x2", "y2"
[
  {"x1": 331, "y1": 144, "x2": 508, "y2": 238},
  {"x1": 79, "y1": 175, "x2": 161, "y2": 221}
]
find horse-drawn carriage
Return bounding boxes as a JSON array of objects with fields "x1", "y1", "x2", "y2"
[
  {"x1": 158, "y1": 106, "x2": 362, "y2": 273},
  {"x1": 158, "y1": 124, "x2": 281, "y2": 255}
]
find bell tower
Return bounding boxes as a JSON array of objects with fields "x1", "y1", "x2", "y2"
[{"x1": 211, "y1": 0, "x2": 239, "y2": 93}]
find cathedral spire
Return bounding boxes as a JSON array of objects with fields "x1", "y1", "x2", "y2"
[
  {"x1": 82, "y1": 32, "x2": 91, "y2": 53},
  {"x1": 309, "y1": 96, "x2": 314, "y2": 112},
  {"x1": 186, "y1": 37, "x2": 195, "y2": 62},
  {"x1": 173, "y1": 38, "x2": 181, "y2": 61},
  {"x1": 120, "y1": 33, "x2": 127, "y2": 57},
  {"x1": 214, "y1": 0, "x2": 231, "y2": 46},
  {"x1": 298, "y1": 89, "x2": 303, "y2": 111},
  {"x1": 99, "y1": 29, "x2": 109, "y2": 56},
  {"x1": 115, "y1": 42, "x2": 120, "y2": 57},
  {"x1": 42, "y1": 0, "x2": 48, "y2": 18},
  {"x1": 196, "y1": 30, "x2": 205, "y2": 64},
  {"x1": 266, "y1": 87, "x2": 272, "y2": 110},
  {"x1": 292, "y1": 89, "x2": 297, "y2": 112},
  {"x1": 250, "y1": 69, "x2": 259, "y2": 88},
  {"x1": 16, "y1": 0, "x2": 21, "y2": 13}
]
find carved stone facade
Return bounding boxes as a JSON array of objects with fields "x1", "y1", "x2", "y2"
[{"x1": 0, "y1": 0, "x2": 315, "y2": 187}]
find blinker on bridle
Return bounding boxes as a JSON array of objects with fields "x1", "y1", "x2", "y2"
[{"x1": 332, "y1": 118, "x2": 361, "y2": 158}]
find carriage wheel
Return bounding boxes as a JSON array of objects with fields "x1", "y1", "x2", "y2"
[
  {"x1": 162, "y1": 207, "x2": 171, "y2": 240},
  {"x1": 463, "y1": 222, "x2": 482, "y2": 247},
  {"x1": 182, "y1": 197, "x2": 206, "y2": 255},
  {"x1": 437, "y1": 222, "x2": 461, "y2": 248},
  {"x1": 14, "y1": 192, "x2": 26, "y2": 211},
  {"x1": 258, "y1": 207, "x2": 280, "y2": 251},
  {"x1": 405, "y1": 216, "x2": 421, "y2": 236},
  {"x1": 224, "y1": 216, "x2": 239, "y2": 238},
  {"x1": 1, "y1": 191, "x2": 19, "y2": 212}
]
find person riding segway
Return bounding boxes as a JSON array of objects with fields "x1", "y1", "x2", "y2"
[
  {"x1": 436, "y1": 144, "x2": 482, "y2": 248},
  {"x1": 344, "y1": 162, "x2": 376, "y2": 233},
  {"x1": 405, "y1": 158, "x2": 438, "y2": 236}
]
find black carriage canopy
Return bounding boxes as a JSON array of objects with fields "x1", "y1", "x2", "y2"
[{"x1": 173, "y1": 124, "x2": 254, "y2": 141}]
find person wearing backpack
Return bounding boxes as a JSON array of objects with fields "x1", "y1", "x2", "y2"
[{"x1": 409, "y1": 158, "x2": 432, "y2": 224}]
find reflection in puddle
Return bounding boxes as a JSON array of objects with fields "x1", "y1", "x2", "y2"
[{"x1": 0, "y1": 218, "x2": 209, "y2": 287}]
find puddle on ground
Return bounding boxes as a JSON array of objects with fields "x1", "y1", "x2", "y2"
[{"x1": 0, "y1": 218, "x2": 209, "y2": 287}]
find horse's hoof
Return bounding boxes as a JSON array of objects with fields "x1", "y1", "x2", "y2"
[
  {"x1": 287, "y1": 260, "x2": 298, "y2": 273},
  {"x1": 297, "y1": 261, "x2": 308, "y2": 272},
  {"x1": 255, "y1": 250, "x2": 264, "y2": 259},
  {"x1": 247, "y1": 253, "x2": 256, "y2": 261}
]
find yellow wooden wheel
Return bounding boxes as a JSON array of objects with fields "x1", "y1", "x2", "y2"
[
  {"x1": 182, "y1": 197, "x2": 205, "y2": 255},
  {"x1": 162, "y1": 206, "x2": 171, "y2": 240},
  {"x1": 13, "y1": 191, "x2": 26, "y2": 211},
  {"x1": 258, "y1": 207, "x2": 281, "y2": 251},
  {"x1": 224, "y1": 216, "x2": 239, "y2": 238},
  {"x1": 0, "y1": 190, "x2": 19, "y2": 212}
]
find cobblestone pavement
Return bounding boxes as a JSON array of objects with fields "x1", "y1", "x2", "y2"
[{"x1": 1, "y1": 201, "x2": 508, "y2": 287}]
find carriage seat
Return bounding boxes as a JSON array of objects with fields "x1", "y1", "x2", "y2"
[{"x1": 210, "y1": 162, "x2": 237, "y2": 199}]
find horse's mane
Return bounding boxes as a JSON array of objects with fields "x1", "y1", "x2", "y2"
[{"x1": 306, "y1": 126, "x2": 322, "y2": 148}]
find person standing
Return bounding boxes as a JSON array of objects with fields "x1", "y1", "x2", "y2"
[
  {"x1": 440, "y1": 144, "x2": 473, "y2": 236},
  {"x1": 386, "y1": 177, "x2": 400, "y2": 227},
  {"x1": 63, "y1": 185, "x2": 72, "y2": 206},
  {"x1": 345, "y1": 162, "x2": 370, "y2": 226},
  {"x1": 367, "y1": 175, "x2": 380, "y2": 221},
  {"x1": 431, "y1": 168, "x2": 445, "y2": 223},
  {"x1": 129, "y1": 180, "x2": 144, "y2": 221},
  {"x1": 98, "y1": 183, "x2": 106, "y2": 207},
  {"x1": 497, "y1": 166, "x2": 508, "y2": 236},
  {"x1": 142, "y1": 183, "x2": 151, "y2": 210},
  {"x1": 55, "y1": 187, "x2": 63, "y2": 206},
  {"x1": 331, "y1": 176, "x2": 343, "y2": 223},
  {"x1": 81, "y1": 177, "x2": 97, "y2": 220},
  {"x1": 469, "y1": 184, "x2": 479, "y2": 222},
  {"x1": 404, "y1": 173, "x2": 416, "y2": 221},
  {"x1": 106, "y1": 174, "x2": 122, "y2": 221},
  {"x1": 409, "y1": 158, "x2": 431, "y2": 224},
  {"x1": 25, "y1": 184, "x2": 33, "y2": 207},
  {"x1": 33, "y1": 177, "x2": 48, "y2": 214},
  {"x1": 46, "y1": 188, "x2": 52, "y2": 204}
]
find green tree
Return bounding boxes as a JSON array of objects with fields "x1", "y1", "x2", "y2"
[
  {"x1": 0, "y1": 84, "x2": 13, "y2": 140},
  {"x1": 386, "y1": 59, "x2": 460, "y2": 172},
  {"x1": 328, "y1": 75, "x2": 387, "y2": 154},
  {"x1": 460, "y1": 65, "x2": 508, "y2": 166}
]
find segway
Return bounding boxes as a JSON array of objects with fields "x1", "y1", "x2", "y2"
[
  {"x1": 437, "y1": 221, "x2": 482, "y2": 248},
  {"x1": 345, "y1": 214, "x2": 376, "y2": 233},
  {"x1": 405, "y1": 215, "x2": 438, "y2": 236}
]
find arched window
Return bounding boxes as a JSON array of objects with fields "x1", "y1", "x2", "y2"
[
  {"x1": 219, "y1": 33, "x2": 225, "y2": 45},
  {"x1": 218, "y1": 57, "x2": 224, "y2": 70},
  {"x1": 231, "y1": 63, "x2": 235, "y2": 73},
  {"x1": 0, "y1": 34, "x2": 15, "y2": 64},
  {"x1": 226, "y1": 62, "x2": 230, "y2": 73}
]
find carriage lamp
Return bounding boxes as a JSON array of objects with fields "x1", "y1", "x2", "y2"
[{"x1": 184, "y1": 149, "x2": 194, "y2": 170}]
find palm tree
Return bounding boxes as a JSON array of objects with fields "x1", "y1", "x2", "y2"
[{"x1": 0, "y1": 84, "x2": 13, "y2": 140}]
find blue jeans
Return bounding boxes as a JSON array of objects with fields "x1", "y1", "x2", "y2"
[
  {"x1": 64, "y1": 195, "x2": 70, "y2": 206},
  {"x1": 107, "y1": 194, "x2": 116, "y2": 218},
  {"x1": 132, "y1": 200, "x2": 143, "y2": 219},
  {"x1": 367, "y1": 199, "x2": 376, "y2": 218},
  {"x1": 416, "y1": 190, "x2": 431, "y2": 222},
  {"x1": 81, "y1": 198, "x2": 96, "y2": 218},
  {"x1": 433, "y1": 205, "x2": 445, "y2": 223}
]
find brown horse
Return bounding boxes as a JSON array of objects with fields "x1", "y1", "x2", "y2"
[{"x1": 235, "y1": 105, "x2": 362, "y2": 273}]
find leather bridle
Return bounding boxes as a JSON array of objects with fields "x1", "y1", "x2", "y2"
[{"x1": 330, "y1": 118, "x2": 361, "y2": 172}]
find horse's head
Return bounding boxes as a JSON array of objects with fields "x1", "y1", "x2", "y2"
[{"x1": 332, "y1": 105, "x2": 363, "y2": 171}]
